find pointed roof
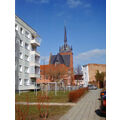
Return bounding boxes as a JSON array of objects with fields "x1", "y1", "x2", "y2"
[
  {"x1": 59, "y1": 25, "x2": 72, "y2": 53},
  {"x1": 64, "y1": 25, "x2": 67, "y2": 45}
]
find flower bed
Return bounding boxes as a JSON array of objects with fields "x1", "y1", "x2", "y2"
[{"x1": 69, "y1": 87, "x2": 88, "y2": 102}]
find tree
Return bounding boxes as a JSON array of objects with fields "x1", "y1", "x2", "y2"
[
  {"x1": 45, "y1": 64, "x2": 68, "y2": 82},
  {"x1": 95, "y1": 70, "x2": 105, "y2": 88}
]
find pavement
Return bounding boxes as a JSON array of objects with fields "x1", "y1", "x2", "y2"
[
  {"x1": 16, "y1": 102, "x2": 76, "y2": 106},
  {"x1": 59, "y1": 89, "x2": 106, "y2": 120}
]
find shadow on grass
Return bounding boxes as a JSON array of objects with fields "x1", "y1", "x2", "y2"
[{"x1": 95, "y1": 109, "x2": 106, "y2": 118}]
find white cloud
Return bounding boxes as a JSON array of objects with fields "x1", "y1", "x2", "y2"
[
  {"x1": 67, "y1": 0, "x2": 82, "y2": 8},
  {"x1": 67, "y1": 0, "x2": 92, "y2": 9},
  {"x1": 26, "y1": 0, "x2": 49, "y2": 4},
  {"x1": 40, "y1": 56, "x2": 49, "y2": 64},
  {"x1": 75, "y1": 49, "x2": 106, "y2": 60},
  {"x1": 74, "y1": 49, "x2": 106, "y2": 65}
]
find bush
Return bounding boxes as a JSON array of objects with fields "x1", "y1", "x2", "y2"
[{"x1": 69, "y1": 87, "x2": 88, "y2": 102}]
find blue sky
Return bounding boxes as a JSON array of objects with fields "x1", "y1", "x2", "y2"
[{"x1": 15, "y1": 0, "x2": 106, "y2": 67}]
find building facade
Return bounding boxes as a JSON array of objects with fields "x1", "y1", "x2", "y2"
[
  {"x1": 82, "y1": 65, "x2": 89, "y2": 87},
  {"x1": 15, "y1": 15, "x2": 41, "y2": 91},
  {"x1": 38, "y1": 26, "x2": 74, "y2": 85},
  {"x1": 82, "y1": 64, "x2": 106, "y2": 87}
]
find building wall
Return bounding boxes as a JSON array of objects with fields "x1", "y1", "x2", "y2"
[
  {"x1": 88, "y1": 64, "x2": 106, "y2": 82},
  {"x1": 82, "y1": 65, "x2": 89, "y2": 87},
  {"x1": 59, "y1": 52, "x2": 73, "y2": 72},
  {"x1": 15, "y1": 16, "x2": 40, "y2": 91}
]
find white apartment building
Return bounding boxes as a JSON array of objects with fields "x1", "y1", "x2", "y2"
[
  {"x1": 15, "y1": 15, "x2": 41, "y2": 91},
  {"x1": 81, "y1": 65, "x2": 89, "y2": 87}
]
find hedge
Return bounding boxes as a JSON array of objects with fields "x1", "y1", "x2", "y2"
[{"x1": 68, "y1": 87, "x2": 88, "y2": 102}]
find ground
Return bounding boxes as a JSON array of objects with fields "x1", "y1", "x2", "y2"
[{"x1": 59, "y1": 89, "x2": 106, "y2": 120}]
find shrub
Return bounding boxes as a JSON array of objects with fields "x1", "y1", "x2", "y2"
[{"x1": 69, "y1": 87, "x2": 88, "y2": 102}]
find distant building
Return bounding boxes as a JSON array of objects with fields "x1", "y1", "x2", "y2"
[
  {"x1": 74, "y1": 74, "x2": 84, "y2": 86},
  {"x1": 82, "y1": 64, "x2": 106, "y2": 87},
  {"x1": 49, "y1": 26, "x2": 73, "y2": 73},
  {"x1": 38, "y1": 26, "x2": 74, "y2": 85},
  {"x1": 15, "y1": 15, "x2": 41, "y2": 91}
]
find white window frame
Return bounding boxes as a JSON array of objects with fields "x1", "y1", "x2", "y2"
[
  {"x1": 20, "y1": 27, "x2": 24, "y2": 34},
  {"x1": 19, "y1": 65, "x2": 22, "y2": 72},
  {"x1": 25, "y1": 31, "x2": 30, "y2": 38},
  {"x1": 24, "y1": 66, "x2": 29, "y2": 73},
  {"x1": 19, "y1": 78, "x2": 22, "y2": 86},
  {"x1": 20, "y1": 40, "x2": 23, "y2": 47},
  {"x1": 25, "y1": 55, "x2": 29, "y2": 61},
  {"x1": 19, "y1": 52, "x2": 23, "y2": 59},
  {"x1": 24, "y1": 79, "x2": 29, "y2": 85},
  {"x1": 25, "y1": 43, "x2": 29, "y2": 50},
  {"x1": 15, "y1": 24, "x2": 18, "y2": 31}
]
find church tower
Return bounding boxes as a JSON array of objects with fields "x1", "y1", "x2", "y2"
[
  {"x1": 59, "y1": 26, "x2": 73, "y2": 72},
  {"x1": 59, "y1": 26, "x2": 73, "y2": 53}
]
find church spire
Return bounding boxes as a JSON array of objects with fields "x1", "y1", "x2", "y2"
[{"x1": 64, "y1": 25, "x2": 67, "y2": 46}]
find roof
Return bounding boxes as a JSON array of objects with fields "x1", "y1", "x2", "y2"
[
  {"x1": 50, "y1": 53, "x2": 70, "y2": 67},
  {"x1": 15, "y1": 15, "x2": 40, "y2": 37}
]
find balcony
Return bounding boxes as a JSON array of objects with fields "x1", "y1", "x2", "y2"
[
  {"x1": 31, "y1": 38, "x2": 40, "y2": 46},
  {"x1": 30, "y1": 62, "x2": 40, "y2": 67},
  {"x1": 31, "y1": 51, "x2": 40, "y2": 57},
  {"x1": 30, "y1": 73, "x2": 40, "y2": 78}
]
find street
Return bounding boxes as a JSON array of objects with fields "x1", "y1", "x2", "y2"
[{"x1": 59, "y1": 89, "x2": 106, "y2": 120}]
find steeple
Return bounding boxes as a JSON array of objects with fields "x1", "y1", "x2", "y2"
[
  {"x1": 59, "y1": 25, "x2": 72, "y2": 53},
  {"x1": 64, "y1": 25, "x2": 67, "y2": 46}
]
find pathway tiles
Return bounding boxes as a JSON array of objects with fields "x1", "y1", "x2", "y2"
[{"x1": 59, "y1": 89, "x2": 106, "y2": 120}]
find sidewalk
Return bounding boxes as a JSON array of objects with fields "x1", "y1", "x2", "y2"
[
  {"x1": 16, "y1": 102, "x2": 76, "y2": 106},
  {"x1": 59, "y1": 89, "x2": 106, "y2": 120}
]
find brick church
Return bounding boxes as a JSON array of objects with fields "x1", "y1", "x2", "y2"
[{"x1": 38, "y1": 26, "x2": 74, "y2": 85}]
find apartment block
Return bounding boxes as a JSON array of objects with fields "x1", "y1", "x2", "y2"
[
  {"x1": 82, "y1": 64, "x2": 106, "y2": 87},
  {"x1": 15, "y1": 15, "x2": 41, "y2": 91}
]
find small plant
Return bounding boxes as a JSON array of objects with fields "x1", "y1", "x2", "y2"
[
  {"x1": 15, "y1": 95, "x2": 29, "y2": 120},
  {"x1": 37, "y1": 93, "x2": 49, "y2": 120}
]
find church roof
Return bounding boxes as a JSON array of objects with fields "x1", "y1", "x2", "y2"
[{"x1": 50, "y1": 53, "x2": 70, "y2": 67}]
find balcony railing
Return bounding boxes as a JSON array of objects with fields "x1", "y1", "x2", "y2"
[
  {"x1": 31, "y1": 51, "x2": 40, "y2": 56},
  {"x1": 31, "y1": 38, "x2": 40, "y2": 46},
  {"x1": 29, "y1": 73, "x2": 40, "y2": 78}
]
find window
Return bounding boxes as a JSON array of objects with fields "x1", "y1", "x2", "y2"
[
  {"x1": 19, "y1": 78, "x2": 22, "y2": 86},
  {"x1": 24, "y1": 66, "x2": 29, "y2": 73},
  {"x1": 25, "y1": 55, "x2": 29, "y2": 61},
  {"x1": 24, "y1": 79, "x2": 29, "y2": 85},
  {"x1": 19, "y1": 65, "x2": 22, "y2": 72},
  {"x1": 25, "y1": 31, "x2": 30, "y2": 38},
  {"x1": 20, "y1": 27, "x2": 24, "y2": 34},
  {"x1": 15, "y1": 24, "x2": 18, "y2": 31},
  {"x1": 25, "y1": 43, "x2": 29, "y2": 50},
  {"x1": 20, "y1": 40, "x2": 23, "y2": 46},
  {"x1": 19, "y1": 52, "x2": 23, "y2": 59}
]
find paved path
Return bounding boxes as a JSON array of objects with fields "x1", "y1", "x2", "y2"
[
  {"x1": 16, "y1": 102, "x2": 76, "y2": 106},
  {"x1": 59, "y1": 89, "x2": 106, "y2": 120}
]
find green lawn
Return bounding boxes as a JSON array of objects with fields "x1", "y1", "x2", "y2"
[
  {"x1": 16, "y1": 90, "x2": 70, "y2": 103},
  {"x1": 16, "y1": 105, "x2": 71, "y2": 120}
]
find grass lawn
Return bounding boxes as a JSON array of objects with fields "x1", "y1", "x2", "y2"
[
  {"x1": 16, "y1": 90, "x2": 70, "y2": 103},
  {"x1": 16, "y1": 105, "x2": 71, "y2": 120}
]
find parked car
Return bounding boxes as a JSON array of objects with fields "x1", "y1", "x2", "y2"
[
  {"x1": 100, "y1": 90, "x2": 106, "y2": 99},
  {"x1": 100, "y1": 94, "x2": 106, "y2": 114},
  {"x1": 100, "y1": 90, "x2": 106, "y2": 115},
  {"x1": 88, "y1": 84, "x2": 97, "y2": 90}
]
